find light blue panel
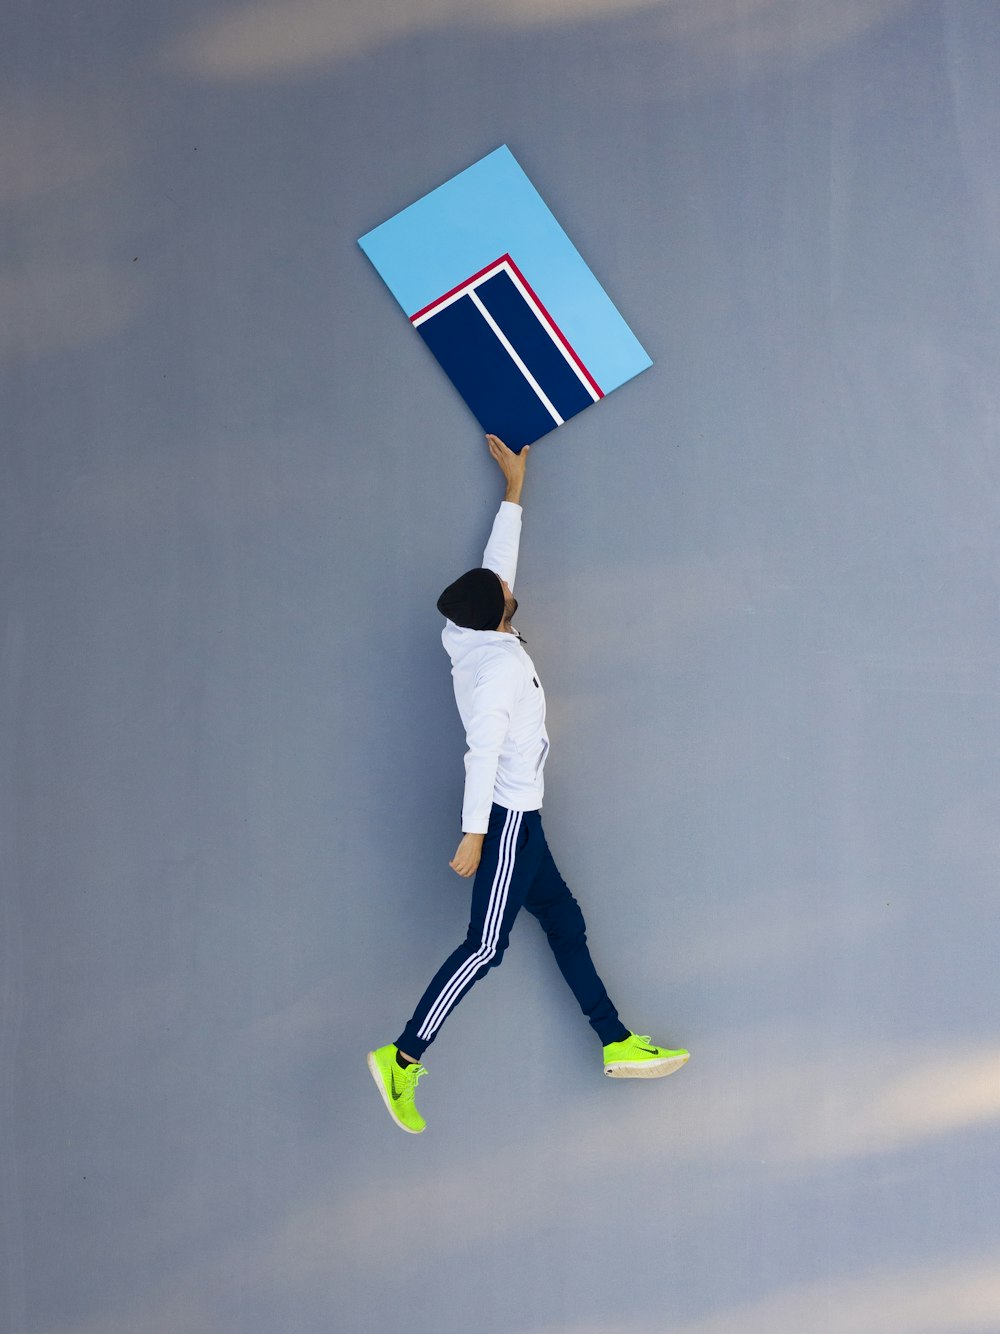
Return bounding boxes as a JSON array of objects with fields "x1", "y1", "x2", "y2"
[{"x1": 358, "y1": 145, "x2": 652, "y2": 394}]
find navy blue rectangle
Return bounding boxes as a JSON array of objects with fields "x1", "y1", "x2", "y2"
[
  {"x1": 475, "y1": 271, "x2": 593, "y2": 423},
  {"x1": 417, "y1": 295, "x2": 558, "y2": 451}
]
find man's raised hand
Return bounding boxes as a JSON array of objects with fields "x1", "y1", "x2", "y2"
[{"x1": 486, "y1": 434, "x2": 529, "y2": 505}]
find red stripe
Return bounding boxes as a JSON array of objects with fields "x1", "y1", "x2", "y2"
[
  {"x1": 502, "y1": 254, "x2": 603, "y2": 399},
  {"x1": 409, "y1": 253, "x2": 603, "y2": 400},
  {"x1": 409, "y1": 257, "x2": 507, "y2": 324}
]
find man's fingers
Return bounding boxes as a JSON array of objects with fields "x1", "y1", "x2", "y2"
[{"x1": 486, "y1": 435, "x2": 529, "y2": 459}]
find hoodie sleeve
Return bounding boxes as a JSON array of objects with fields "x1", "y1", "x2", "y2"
[
  {"x1": 481, "y1": 501, "x2": 522, "y2": 591},
  {"x1": 461, "y1": 653, "x2": 521, "y2": 834}
]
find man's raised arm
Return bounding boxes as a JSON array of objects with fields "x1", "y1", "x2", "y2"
[
  {"x1": 448, "y1": 435, "x2": 531, "y2": 880},
  {"x1": 488, "y1": 434, "x2": 528, "y2": 505},
  {"x1": 481, "y1": 435, "x2": 530, "y2": 589}
]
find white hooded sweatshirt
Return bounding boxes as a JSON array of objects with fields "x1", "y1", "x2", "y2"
[{"x1": 442, "y1": 501, "x2": 550, "y2": 834}]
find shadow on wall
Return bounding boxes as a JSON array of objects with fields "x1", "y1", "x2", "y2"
[
  {"x1": 527, "y1": 1249, "x2": 1000, "y2": 1334},
  {"x1": 298, "y1": 1038, "x2": 1000, "y2": 1273},
  {"x1": 0, "y1": 0, "x2": 939, "y2": 363},
  {"x1": 0, "y1": 91, "x2": 141, "y2": 358},
  {"x1": 161, "y1": 0, "x2": 915, "y2": 87},
  {"x1": 28, "y1": 1032, "x2": 998, "y2": 1334}
]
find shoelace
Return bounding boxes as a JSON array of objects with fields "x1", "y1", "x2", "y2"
[{"x1": 401, "y1": 1065, "x2": 427, "y2": 1101}]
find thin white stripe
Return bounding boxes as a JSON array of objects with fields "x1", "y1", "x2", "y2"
[
  {"x1": 417, "y1": 810, "x2": 522, "y2": 1041},
  {"x1": 468, "y1": 290, "x2": 563, "y2": 426},
  {"x1": 418, "y1": 811, "x2": 519, "y2": 1039},
  {"x1": 410, "y1": 260, "x2": 507, "y2": 327},
  {"x1": 417, "y1": 811, "x2": 515, "y2": 1040},
  {"x1": 501, "y1": 263, "x2": 601, "y2": 402},
  {"x1": 479, "y1": 811, "x2": 522, "y2": 954},
  {"x1": 411, "y1": 260, "x2": 598, "y2": 404}
]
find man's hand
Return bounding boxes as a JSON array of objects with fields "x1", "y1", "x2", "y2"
[
  {"x1": 450, "y1": 831, "x2": 485, "y2": 878},
  {"x1": 486, "y1": 434, "x2": 530, "y2": 505}
]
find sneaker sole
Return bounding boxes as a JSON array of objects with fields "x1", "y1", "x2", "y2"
[
  {"x1": 604, "y1": 1053, "x2": 689, "y2": 1079},
  {"x1": 366, "y1": 1051, "x2": 425, "y2": 1133}
]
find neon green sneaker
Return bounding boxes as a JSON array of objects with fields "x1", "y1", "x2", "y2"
[
  {"x1": 603, "y1": 1033, "x2": 690, "y2": 1079},
  {"x1": 367, "y1": 1044, "x2": 427, "y2": 1134}
]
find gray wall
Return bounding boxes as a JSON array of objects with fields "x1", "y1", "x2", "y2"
[{"x1": 4, "y1": 2, "x2": 999, "y2": 1331}]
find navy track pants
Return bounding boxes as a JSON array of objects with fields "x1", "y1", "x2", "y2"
[{"x1": 395, "y1": 803, "x2": 629, "y2": 1061}]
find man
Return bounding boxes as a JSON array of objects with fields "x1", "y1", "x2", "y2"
[{"x1": 368, "y1": 434, "x2": 689, "y2": 1133}]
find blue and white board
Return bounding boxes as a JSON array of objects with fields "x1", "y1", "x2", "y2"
[{"x1": 359, "y1": 146, "x2": 652, "y2": 451}]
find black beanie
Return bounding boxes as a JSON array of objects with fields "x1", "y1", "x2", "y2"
[{"x1": 437, "y1": 567, "x2": 505, "y2": 630}]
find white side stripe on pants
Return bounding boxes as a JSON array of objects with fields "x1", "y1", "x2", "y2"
[{"x1": 417, "y1": 808, "x2": 523, "y2": 1042}]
